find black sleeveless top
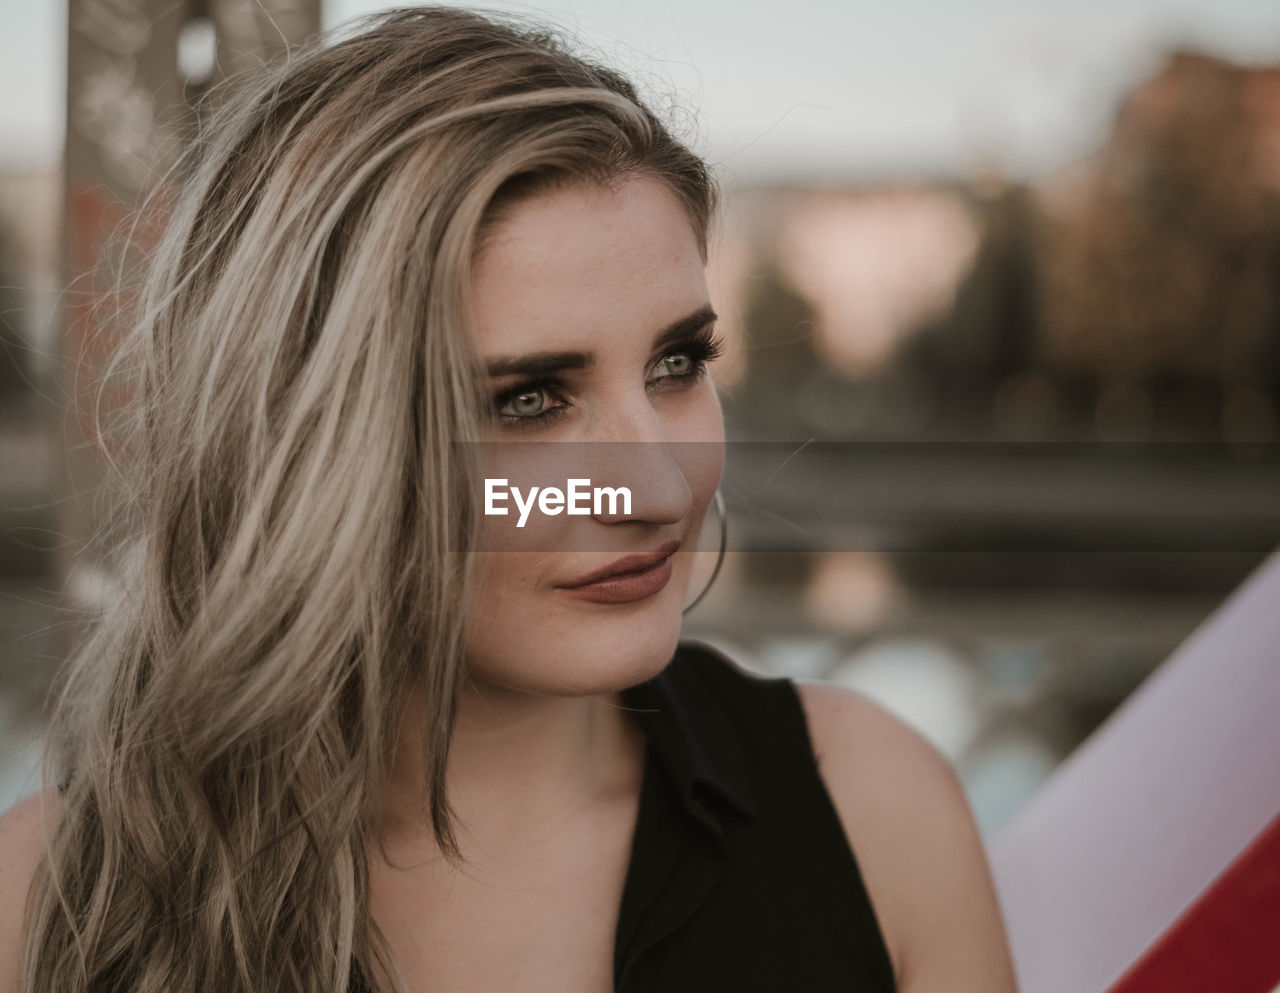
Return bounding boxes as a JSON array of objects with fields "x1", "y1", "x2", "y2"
[{"x1": 354, "y1": 639, "x2": 898, "y2": 992}]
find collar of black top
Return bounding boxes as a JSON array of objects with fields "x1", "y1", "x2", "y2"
[{"x1": 617, "y1": 639, "x2": 760, "y2": 838}]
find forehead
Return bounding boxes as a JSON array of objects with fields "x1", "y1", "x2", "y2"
[{"x1": 469, "y1": 176, "x2": 708, "y2": 354}]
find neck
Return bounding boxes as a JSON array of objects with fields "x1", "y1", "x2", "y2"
[{"x1": 379, "y1": 671, "x2": 646, "y2": 857}]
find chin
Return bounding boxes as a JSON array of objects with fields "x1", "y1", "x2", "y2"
[{"x1": 470, "y1": 588, "x2": 686, "y2": 697}]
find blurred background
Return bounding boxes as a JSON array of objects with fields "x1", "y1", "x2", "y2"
[{"x1": 2, "y1": 0, "x2": 1279, "y2": 838}]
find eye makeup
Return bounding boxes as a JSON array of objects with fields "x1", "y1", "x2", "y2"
[{"x1": 490, "y1": 322, "x2": 725, "y2": 429}]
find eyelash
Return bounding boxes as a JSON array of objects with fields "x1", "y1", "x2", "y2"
[{"x1": 492, "y1": 329, "x2": 726, "y2": 429}]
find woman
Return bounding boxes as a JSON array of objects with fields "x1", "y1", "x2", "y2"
[{"x1": 0, "y1": 7, "x2": 1017, "y2": 992}]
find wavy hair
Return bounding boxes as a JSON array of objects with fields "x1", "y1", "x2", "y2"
[{"x1": 21, "y1": 7, "x2": 717, "y2": 992}]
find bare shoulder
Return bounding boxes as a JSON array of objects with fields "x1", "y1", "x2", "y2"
[
  {"x1": 0, "y1": 790, "x2": 58, "y2": 992},
  {"x1": 793, "y1": 681, "x2": 1019, "y2": 993}
]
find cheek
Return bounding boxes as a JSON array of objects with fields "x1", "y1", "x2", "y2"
[
  {"x1": 467, "y1": 551, "x2": 542, "y2": 614},
  {"x1": 671, "y1": 379, "x2": 725, "y2": 509},
  {"x1": 463, "y1": 551, "x2": 556, "y2": 662},
  {"x1": 463, "y1": 547, "x2": 687, "y2": 694},
  {"x1": 681, "y1": 377, "x2": 725, "y2": 444}
]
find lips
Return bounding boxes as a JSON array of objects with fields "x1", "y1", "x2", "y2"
[{"x1": 556, "y1": 538, "x2": 682, "y2": 589}]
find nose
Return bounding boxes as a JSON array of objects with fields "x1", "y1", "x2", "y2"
[
  {"x1": 586, "y1": 396, "x2": 692, "y2": 528},
  {"x1": 588, "y1": 442, "x2": 692, "y2": 526}
]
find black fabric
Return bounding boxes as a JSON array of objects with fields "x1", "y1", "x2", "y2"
[
  {"x1": 353, "y1": 640, "x2": 898, "y2": 992},
  {"x1": 610, "y1": 639, "x2": 898, "y2": 993}
]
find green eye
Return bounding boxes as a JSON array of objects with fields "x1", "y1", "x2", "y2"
[
  {"x1": 655, "y1": 353, "x2": 695, "y2": 377},
  {"x1": 492, "y1": 381, "x2": 571, "y2": 428},
  {"x1": 500, "y1": 387, "x2": 551, "y2": 418}
]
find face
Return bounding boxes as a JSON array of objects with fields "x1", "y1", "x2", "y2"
[{"x1": 464, "y1": 175, "x2": 725, "y2": 697}]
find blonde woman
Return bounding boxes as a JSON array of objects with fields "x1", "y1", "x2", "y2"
[{"x1": 0, "y1": 7, "x2": 1017, "y2": 992}]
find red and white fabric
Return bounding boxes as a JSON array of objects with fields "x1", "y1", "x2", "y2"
[{"x1": 991, "y1": 548, "x2": 1280, "y2": 993}]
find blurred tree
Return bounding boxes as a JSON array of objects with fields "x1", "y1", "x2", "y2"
[
  {"x1": 731, "y1": 245, "x2": 822, "y2": 431},
  {"x1": 1037, "y1": 51, "x2": 1280, "y2": 418},
  {"x1": 896, "y1": 183, "x2": 1042, "y2": 432}
]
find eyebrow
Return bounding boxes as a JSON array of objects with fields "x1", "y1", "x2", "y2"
[{"x1": 483, "y1": 304, "x2": 718, "y2": 379}]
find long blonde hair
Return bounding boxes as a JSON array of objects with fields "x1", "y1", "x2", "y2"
[{"x1": 23, "y1": 7, "x2": 717, "y2": 992}]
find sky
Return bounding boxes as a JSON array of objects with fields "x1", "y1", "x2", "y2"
[{"x1": 4, "y1": 0, "x2": 1280, "y2": 181}]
